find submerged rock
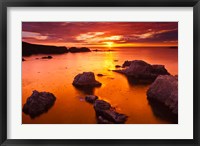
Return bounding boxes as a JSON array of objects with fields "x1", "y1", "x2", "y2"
[
  {"x1": 114, "y1": 60, "x2": 170, "y2": 84},
  {"x1": 147, "y1": 75, "x2": 178, "y2": 123},
  {"x1": 115, "y1": 65, "x2": 121, "y2": 68},
  {"x1": 97, "y1": 73, "x2": 104, "y2": 77},
  {"x1": 41, "y1": 56, "x2": 53, "y2": 59},
  {"x1": 94, "y1": 100, "x2": 128, "y2": 124},
  {"x1": 22, "y1": 90, "x2": 56, "y2": 118},
  {"x1": 73, "y1": 72, "x2": 102, "y2": 87},
  {"x1": 85, "y1": 95, "x2": 98, "y2": 103}
]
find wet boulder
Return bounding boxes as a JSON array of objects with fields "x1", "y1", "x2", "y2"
[
  {"x1": 73, "y1": 72, "x2": 102, "y2": 87},
  {"x1": 114, "y1": 60, "x2": 170, "y2": 84},
  {"x1": 22, "y1": 90, "x2": 56, "y2": 118},
  {"x1": 152, "y1": 65, "x2": 170, "y2": 75},
  {"x1": 94, "y1": 100, "x2": 128, "y2": 124},
  {"x1": 147, "y1": 75, "x2": 178, "y2": 123},
  {"x1": 122, "y1": 60, "x2": 133, "y2": 68},
  {"x1": 85, "y1": 95, "x2": 98, "y2": 103}
]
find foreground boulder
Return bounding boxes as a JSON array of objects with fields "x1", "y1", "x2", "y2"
[
  {"x1": 94, "y1": 100, "x2": 128, "y2": 124},
  {"x1": 73, "y1": 72, "x2": 102, "y2": 87},
  {"x1": 114, "y1": 60, "x2": 170, "y2": 84},
  {"x1": 23, "y1": 90, "x2": 56, "y2": 118},
  {"x1": 147, "y1": 75, "x2": 178, "y2": 123},
  {"x1": 85, "y1": 95, "x2": 98, "y2": 103},
  {"x1": 122, "y1": 60, "x2": 133, "y2": 68},
  {"x1": 69, "y1": 47, "x2": 91, "y2": 53}
]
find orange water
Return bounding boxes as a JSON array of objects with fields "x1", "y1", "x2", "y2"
[{"x1": 22, "y1": 47, "x2": 178, "y2": 124}]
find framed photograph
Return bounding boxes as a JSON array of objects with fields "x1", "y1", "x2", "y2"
[{"x1": 0, "y1": 0, "x2": 199, "y2": 145}]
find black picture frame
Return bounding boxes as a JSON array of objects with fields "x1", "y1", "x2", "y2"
[{"x1": 0, "y1": 0, "x2": 199, "y2": 145}]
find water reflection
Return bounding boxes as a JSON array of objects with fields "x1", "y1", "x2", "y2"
[{"x1": 73, "y1": 86, "x2": 96, "y2": 95}]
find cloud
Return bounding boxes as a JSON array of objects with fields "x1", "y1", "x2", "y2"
[
  {"x1": 22, "y1": 22, "x2": 178, "y2": 47},
  {"x1": 76, "y1": 32, "x2": 105, "y2": 41},
  {"x1": 22, "y1": 31, "x2": 48, "y2": 40}
]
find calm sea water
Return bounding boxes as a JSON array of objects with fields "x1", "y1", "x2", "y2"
[{"x1": 22, "y1": 47, "x2": 178, "y2": 124}]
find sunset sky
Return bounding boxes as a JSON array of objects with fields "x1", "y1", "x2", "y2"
[{"x1": 22, "y1": 22, "x2": 178, "y2": 48}]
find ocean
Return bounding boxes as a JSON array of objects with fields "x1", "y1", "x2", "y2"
[{"x1": 22, "y1": 47, "x2": 178, "y2": 124}]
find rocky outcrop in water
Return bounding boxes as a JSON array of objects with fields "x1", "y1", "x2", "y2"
[
  {"x1": 85, "y1": 95, "x2": 98, "y2": 103},
  {"x1": 147, "y1": 75, "x2": 178, "y2": 123},
  {"x1": 69, "y1": 47, "x2": 91, "y2": 53},
  {"x1": 73, "y1": 72, "x2": 102, "y2": 87},
  {"x1": 122, "y1": 60, "x2": 133, "y2": 68},
  {"x1": 22, "y1": 90, "x2": 56, "y2": 118},
  {"x1": 97, "y1": 73, "x2": 104, "y2": 77},
  {"x1": 114, "y1": 60, "x2": 170, "y2": 84},
  {"x1": 115, "y1": 65, "x2": 121, "y2": 68},
  {"x1": 22, "y1": 42, "x2": 68, "y2": 56},
  {"x1": 94, "y1": 100, "x2": 128, "y2": 124}
]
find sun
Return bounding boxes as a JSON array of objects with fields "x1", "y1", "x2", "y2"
[{"x1": 105, "y1": 42, "x2": 114, "y2": 48}]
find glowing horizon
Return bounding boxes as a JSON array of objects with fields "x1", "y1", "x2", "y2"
[{"x1": 22, "y1": 22, "x2": 178, "y2": 48}]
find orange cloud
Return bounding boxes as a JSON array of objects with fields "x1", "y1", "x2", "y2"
[{"x1": 22, "y1": 31, "x2": 48, "y2": 40}]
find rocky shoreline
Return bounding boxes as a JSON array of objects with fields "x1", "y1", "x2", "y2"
[
  {"x1": 22, "y1": 42, "x2": 91, "y2": 56},
  {"x1": 23, "y1": 59, "x2": 178, "y2": 123}
]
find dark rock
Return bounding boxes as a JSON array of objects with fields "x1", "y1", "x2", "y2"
[
  {"x1": 96, "y1": 116, "x2": 113, "y2": 124},
  {"x1": 114, "y1": 60, "x2": 170, "y2": 84},
  {"x1": 115, "y1": 65, "x2": 121, "y2": 68},
  {"x1": 152, "y1": 65, "x2": 170, "y2": 75},
  {"x1": 69, "y1": 47, "x2": 91, "y2": 53},
  {"x1": 147, "y1": 75, "x2": 178, "y2": 123},
  {"x1": 72, "y1": 72, "x2": 102, "y2": 87},
  {"x1": 41, "y1": 56, "x2": 53, "y2": 59},
  {"x1": 114, "y1": 60, "x2": 118, "y2": 62},
  {"x1": 94, "y1": 100, "x2": 128, "y2": 124},
  {"x1": 94, "y1": 100, "x2": 111, "y2": 110},
  {"x1": 22, "y1": 58, "x2": 26, "y2": 61},
  {"x1": 22, "y1": 42, "x2": 68, "y2": 56},
  {"x1": 174, "y1": 75, "x2": 178, "y2": 80},
  {"x1": 85, "y1": 95, "x2": 98, "y2": 103},
  {"x1": 97, "y1": 73, "x2": 104, "y2": 77},
  {"x1": 122, "y1": 60, "x2": 133, "y2": 68},
  {"x1": 22, "y1": 90, "x2": 56, "y2": 118}
]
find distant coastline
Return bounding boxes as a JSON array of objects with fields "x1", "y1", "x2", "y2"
[{"x1": 22, "y1": 42, "x2": 91, "y2": 56}]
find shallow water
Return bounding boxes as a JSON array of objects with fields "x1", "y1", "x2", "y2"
[{"x1": 22, "y1": 47, "x2": 178, "y2": 124}]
